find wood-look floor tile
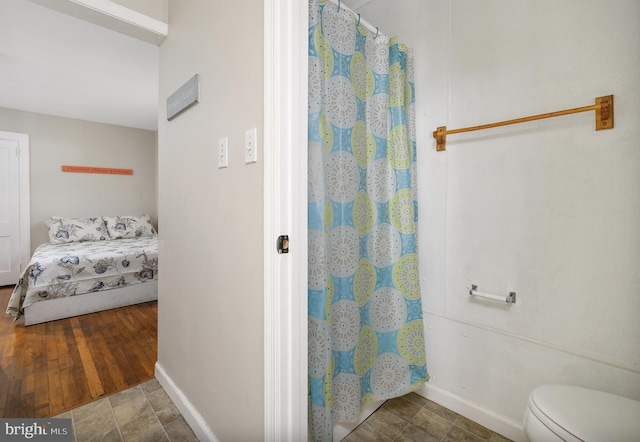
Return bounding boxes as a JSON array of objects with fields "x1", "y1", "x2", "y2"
[
  {"x1": 392, "y1": 422, "x2": 440, "y2": 442},
  {"x1": 382, "y1": 396, "x2": 422, "y2": 422},
  {"x1": 424, "y1": 399, "x2": 459, "y2": 422},
  {"x1": 109, "y1": 386, "x2": 145, "y2": 410},
  {"x1": 140, "y1": 378, "x2": 162, "y2": 395},
  {"x1": 454, "y1": 416, "x2": 493, "y2": 439},
  {"x1": 489, "y1": 432, "x2": 513, "y2": 442},
  {"x1": 118, "y1": 405, "x2": 167, "y2": 442},
  {"x1": 403, "y1": 392, "x2": 428, "y2": 407},
  {"x1": 93, "y1": 427, "x2": 123, "y2": 442},
  {"x1": 443, "y1": 425, "x2": 486, "y2": 442},
  {"x1": 163, "y1": 416, "x2": 199, "y2": 442},
  {"x1": 344, "y1": 421, "x2": 393, "y2": 442},
  {"x1": 145, "y1": 387, "x2": 173, "y2": 412},
  {"x1": 365, "y1": 407, "x2": 409, "y2": 439},
  {"x1": 111, "y1": 390, "x2": 150, "y2": 428},
  {"x1": 155, "y1": 402, "x2": 182, "y2": 427},
  {"x1": 72, "y1": 397, "x2": 119, "y2": 442},
  {"x1": 409, "y1": 407, "x2": 452, "y2": 440}
]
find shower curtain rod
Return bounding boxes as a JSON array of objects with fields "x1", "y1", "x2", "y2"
[{"x1": 326, "y1": 0, "x2": 382, "y2": 37}]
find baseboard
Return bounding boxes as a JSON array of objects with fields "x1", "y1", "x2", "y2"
[
  {"x1": 155, "y1": 362, "x2": 219, "y2": 442},
  {"x1": 415, "y1": 384, "x2": 528, "y2": 442}
]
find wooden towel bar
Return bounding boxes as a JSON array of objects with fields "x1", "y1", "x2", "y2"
[{"x1": 433, "y1": 95, "x2": 614, "y2": 151}]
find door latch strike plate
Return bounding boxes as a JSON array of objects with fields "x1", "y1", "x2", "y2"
[{"x1": 277, "y1": 235, "x2": 289, "y2": 254}]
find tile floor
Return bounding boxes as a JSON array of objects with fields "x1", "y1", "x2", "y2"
[
  {"x1": 55, "y1": 380, "x2": 510, "y2": 442},
  {"x1": 54, "y1": 378, "x2": 197, "y2": 442},
  {"x1": 344, "y1": 392, "x2": 512, "y2": 442}
]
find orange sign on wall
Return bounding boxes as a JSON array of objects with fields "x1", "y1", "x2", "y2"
[{"x1": 61, "y1": 165, "x2": 133, "y2": 175}]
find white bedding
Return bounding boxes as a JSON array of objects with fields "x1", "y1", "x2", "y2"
[{"x1": 6, "y1": 237, "x2": 158, "y2": 319}]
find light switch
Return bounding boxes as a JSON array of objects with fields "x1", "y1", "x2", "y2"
[
  {"x1": 218, "y1": 137, "x2": 228, "y2": 168},
  {"x1": 245, "y1": 128, "x2": 257, "y2": 164}
]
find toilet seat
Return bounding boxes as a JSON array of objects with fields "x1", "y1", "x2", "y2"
[{"x1": 527, "y1": 385, "x2": 640, "y2": 442}]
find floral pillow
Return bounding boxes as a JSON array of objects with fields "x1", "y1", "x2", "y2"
[
  {"x1": 46, "y1": 217, "x2": 110, "y2": 244},
  {"x1": 103, "y1": 214, "x2": 157, "y2": 239}
]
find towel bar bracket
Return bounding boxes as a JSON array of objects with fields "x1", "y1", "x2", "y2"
[{"x1": 595, "y1": 95, "x2": 614, "y2": 130}]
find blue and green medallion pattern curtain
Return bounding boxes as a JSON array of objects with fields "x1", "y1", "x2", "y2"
[{"x1": 308, "y1": 1, "x2": 429, "y2": 440}]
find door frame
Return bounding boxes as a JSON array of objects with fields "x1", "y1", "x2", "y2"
[
  {"x1": 263, "y1": 0, "x2": 308, "y2": 440},
  {"x1": 0, "y1": 131, "x2": 30, "y2": 283}
]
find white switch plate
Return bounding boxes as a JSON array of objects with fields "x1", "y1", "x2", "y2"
[
  {"x1": 245, "y1": 128, "x2": 257, "y2": 164},
  {"x1": 218, "y1": 137, "x2": 228, "y2": 168}
]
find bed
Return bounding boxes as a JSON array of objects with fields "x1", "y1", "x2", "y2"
[{"x1": 5, "y1": 215, "x2": 158, "y2": 326}]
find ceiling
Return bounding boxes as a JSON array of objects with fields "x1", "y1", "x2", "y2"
[{"x1": 0, "y1": 0, "x2": 159, "y2": 131}]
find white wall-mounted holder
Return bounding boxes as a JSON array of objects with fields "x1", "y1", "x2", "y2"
[{"x1": 469, "y1": 284, "x2": 516, "y2": 304}]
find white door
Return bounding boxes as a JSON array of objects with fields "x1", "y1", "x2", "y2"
[{"x1": 0, "y1": 132, "x2": 30, "y2": 286}]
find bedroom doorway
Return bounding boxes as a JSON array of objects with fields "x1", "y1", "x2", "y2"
[{"x1": 0, "y1": 131, "x2": 30, "y2": 286}]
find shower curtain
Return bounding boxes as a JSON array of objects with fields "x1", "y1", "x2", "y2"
[{"x1": 308, "y1": 0, "x2": 428, "y2": 440}]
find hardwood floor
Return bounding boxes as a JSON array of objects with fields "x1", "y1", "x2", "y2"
[{"x1": 0, "y1": 285, "x2": 158, "y2": 418}]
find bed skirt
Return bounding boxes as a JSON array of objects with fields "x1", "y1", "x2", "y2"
[{"x1": 22, "y1": 281, "x2": 158, "y2": 326}]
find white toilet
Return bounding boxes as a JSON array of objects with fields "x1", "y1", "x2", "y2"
[{"x1": 523, "y1": 384, "x2": 640, "y2": 441}]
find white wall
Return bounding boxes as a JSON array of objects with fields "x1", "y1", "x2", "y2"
[
  {"x1": 353, "y1": 0, "x2": 640, "y2": 440},
  {"x1": 0, "y1": 107, "x2": 157, "y2": 251},
  {"x1": 156, "y1": 0, "x2": 264, "y2": 440}
]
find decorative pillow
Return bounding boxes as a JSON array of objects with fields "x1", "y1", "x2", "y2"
[
  {"x1": 46, "y1": 217, "x2": 110, "y2": 244},
  {"x1": 103, "y1": 214, "x2": 157, "y2": 239}
]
